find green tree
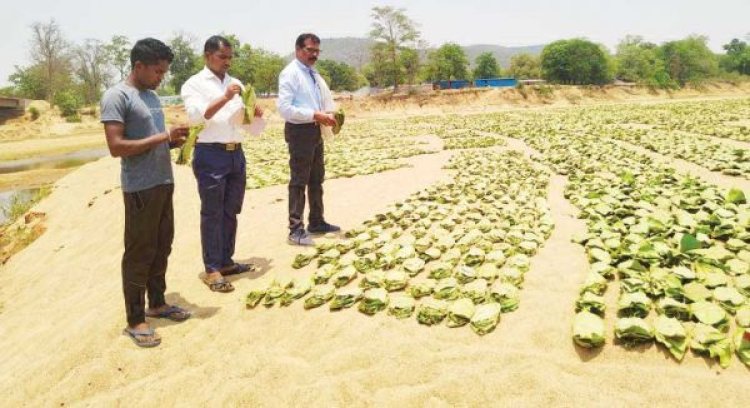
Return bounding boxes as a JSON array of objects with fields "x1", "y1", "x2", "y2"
[
  {"x1": 251, "y1": 50, "x2": 286, "y2": 95},
  {"x1": 168, "y1": 33, "x2": 201, "y2": 94},
  {"x1": 425, "y1": 43, "x2": 469, "y2": 81},
  {"x1": 317, "y1": 60, "x2": 360, "y2": 91},
  {"x1": 8, "y1": 64, "x2": 48, "y2": 100},
  {"x1": 541, "y1": 38, "x2": 613, "y2": 84},
  {"x1": 508, "y1": 53, "x2": 541, "y2": 79},
  {"x1": 472, "y1": 52, "x2": 501, "y2": 79},
  {"x1": 105, "y1": 35, "x2": 131, "y2": 81},
  {"x1": 363, "y1": 42, "x2": 397, "y2": 87},
  {"x1": 720, "y1": 38, "x2": 750, "y2": 75},
  {"x1": 227, "y1": 41, "x2": 285, "y2": 94},
  {"x1": 658, "y1": 36, "x2": 718, "y2": 85},
  {"x1": 399, "y1": 47, "x2": 421, "y2": 86},
  {"x1": 369, "y1": 6, "x2": 421, "y2": 90},
  {"x1": 615, "y1": 36, "x2": 657, "y2": 82},
  {"x1": 229, "y1": 43, "x2": 255, "y2": 86},
  {"x1": 614, "y1": 36, "x2": 676, "y2": 88}
]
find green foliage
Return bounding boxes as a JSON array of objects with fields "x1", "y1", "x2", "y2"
[
  {"x1": 230, "y1": 45, "x2": 286, "y2": 95},
  {"x1": 28, "y1": 106, "x2": 40, "y2": 120},
  {"x1": 425, "y1": 43, "x2": 469, "y2": 81},
  {"x1": 473, "y1": 52, "x2": 501, "y2": 79},
  {"x1": 399, "y1": 47, "x2": 421, "y2": 86},
  {"x1": 53, "y1": 89, "x2": 82, "y2": 117},
  {"x1": 317, "y1": 60, "x2": 361, "y2": 92},
  {"x1": 104, "y1": 35, "x2": 131, "y2": 81},
  {"x1": 8, "y1": 64, "x2": 48, "y2": 100},
  {"x1": 720, "y1": 38, "x2": 750, "y2": 75},
  {"x1": 168, "y1": 34, "x2": 202, "y2": 94},
  {"x1": 363, "y1": 42, "x2": 398, "y2": 87},
  {"x1": 508, "y1": 53, "x2": 541, "y2": 79},
  {"x1": 369, "y1": 6, "x2": 421, "y2": 89},
  {"x1": 541, "y1": 38, "x2": 613, "y2": 85},
  {"x1": 658, "y1": 36, "x2": 719, "y2": 86},
  {"x1": 615, "y1": 36, "x2": 677, "y2": 89},
  {"x1": 1, "y1": 186, "x2": 51, "y2": 227}
]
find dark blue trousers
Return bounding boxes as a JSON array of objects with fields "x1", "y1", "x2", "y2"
[{"x1": 192, "y1": 144, "x2": 246, "y2": 272}]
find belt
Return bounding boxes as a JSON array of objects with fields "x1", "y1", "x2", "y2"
[{"x1": 197, "y1": 142, "x2": 242, "y2": 151}]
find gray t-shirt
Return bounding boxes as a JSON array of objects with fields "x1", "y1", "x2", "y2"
[{"x1": 100, "y1": 82, "x2": 173, "y2": 193}]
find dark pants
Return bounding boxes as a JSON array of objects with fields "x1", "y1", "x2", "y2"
[
  {"x1": 285, "y1": 123, "x2": 325, "y2": 232},
  {"x1": 192, "y1": 143, "x2": 246, "y2": 272},
  {"x1": 122, "y1": 183, "x2": 174, "y2": 327}
]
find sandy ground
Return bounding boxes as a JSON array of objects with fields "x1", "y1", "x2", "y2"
[{"x1": 1, "y1": 121, "x2": 749, "y2": 407}]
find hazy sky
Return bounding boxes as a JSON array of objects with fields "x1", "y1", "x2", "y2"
[{"x1": 2, "y1": 0, "x2": 749, "y2": 86}]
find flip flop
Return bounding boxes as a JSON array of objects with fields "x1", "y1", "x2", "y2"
[
  {"x1": 146, "y1": 305, "x2": 192, "y2": 322},
  {"x1": 220, "y1": 263, "x2": 258, "y2": 277},
  {"x1": 123, "y1": 327, "x2": 161, "y2": 348},
  {"x1": 202, "y1": 274, "x2": 235, "y2": 293}
]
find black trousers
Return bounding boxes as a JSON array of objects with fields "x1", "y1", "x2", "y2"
[
  {"x1": 122, "y1": 183, "x2": 174, "y2": 327},
  {"x1": 285, "y1": 123, "x2": 325, "y2": 232}
]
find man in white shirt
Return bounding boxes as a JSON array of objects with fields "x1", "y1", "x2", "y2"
[
  {"x1": 277, "y1": 33, "x2": 340, "y2": 246},
  {"x1": 181, "y1": 35, "x2": 262, "y2": 292}
]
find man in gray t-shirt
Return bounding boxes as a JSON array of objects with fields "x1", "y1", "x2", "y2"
[
  {"x1": 100, "y1": 38, "x2": 190, "y2": 348},
  {"x1": 101, "y1": 82, "x2": 173, "y2": 193}
]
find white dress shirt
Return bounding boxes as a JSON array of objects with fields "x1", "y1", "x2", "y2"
[
  {"x1": 181, "y1": 66, "x2": 245, "y2": 143},
  {"x1": 277, "y1": 59, "x2": 326, "y2": 124}
]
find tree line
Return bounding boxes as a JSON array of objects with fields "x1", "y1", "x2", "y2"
[{"x1": 2, "y1": 8, "x2": 749, "y2": 118}]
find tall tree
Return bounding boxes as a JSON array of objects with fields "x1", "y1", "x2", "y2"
[
  {"x1": 425, "y1": 43, "x2": 469, "y2": 81},
  {"x1": 614, "y1": 36, "x2": 674, "y2": 88},
  {"x1": 399, "y1": 47, "x2": 421, "y2": 86},
  {"x1": 363, "y1": 42, "x2": 397, "y2": 87},
  {"x1": 369, "y1": 6, "x2": 420, "y2": 90},
  {"x1": 658, "y1": 35, "x2": 718, "y2": 85},
  {"x1": 74, "y1": 39, "x2": 112, "y2": 103},
  {"x1": 29, "y1": 19, "x2": 72, "y2": 101},
  {"x1": 540, "y1": 38, "x2": 613, "y2": 85},
  {"x1": 508, "y1": 53, "x2": 541, "y2": 79},
  {"x1": 105, "y1": 35, "x2": 131, "y2": 81},
  {"x1": 720, "y1": 38, "x2": 750, "y2": 75},
  {"x1": 168, "y1": 33, "x2": 201, "y2": 94},
  {"x1": 473, "y1": 52, "x2": 501, "y2": 79}
]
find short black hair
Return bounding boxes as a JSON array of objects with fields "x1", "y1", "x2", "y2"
[
  {"x1": 130, "y1": 38, "x2": 174, "y2": 68},
  {"x1": 204, "y1": 35, "x2": 233, "y2": 54},
  {"x1": 295, "y1": 33, "x2": 320, "y2": 49}
]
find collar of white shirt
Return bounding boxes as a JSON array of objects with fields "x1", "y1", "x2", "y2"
[
  {"x1": 200, "y1": 66, "x2": 232, "y2": 84},
  {"x1": 294, "y1": 59, "x2": 318, "y2": 76}
]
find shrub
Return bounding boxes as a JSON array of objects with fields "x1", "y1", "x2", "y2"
[
  {"x1": 53, "y1": 90, "x2": 82, "y2": 118},
  {"x1": 28, "y1": 106, "x2": 40, "y2": 121}
]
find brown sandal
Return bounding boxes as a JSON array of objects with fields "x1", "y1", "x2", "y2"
[{"x1": 202, "y1": 274, "x2": 235, "y2": 293}]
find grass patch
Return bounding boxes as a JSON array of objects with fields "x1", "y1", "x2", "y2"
[
  {"x1": 1, "y1": 186, "x2": 51, "y2": 226},
  {"x1": 1, "y1": 186, "x2": 51, "y2": 265}
]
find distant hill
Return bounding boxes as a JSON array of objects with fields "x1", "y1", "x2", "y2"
[
  {"x1": 308, "y1": 37, "x2": 545, "y2": 69},
  {"x1": 462, "y1": 44, "x2": 545, "y2": 68}
]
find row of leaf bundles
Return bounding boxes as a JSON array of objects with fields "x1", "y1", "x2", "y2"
[
  {"x1": 245, "y1": 278, "x2": 508, "y2": 335},
  {"x1": 291, "y1": 200, "x2": 552, "y2": 271}
]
